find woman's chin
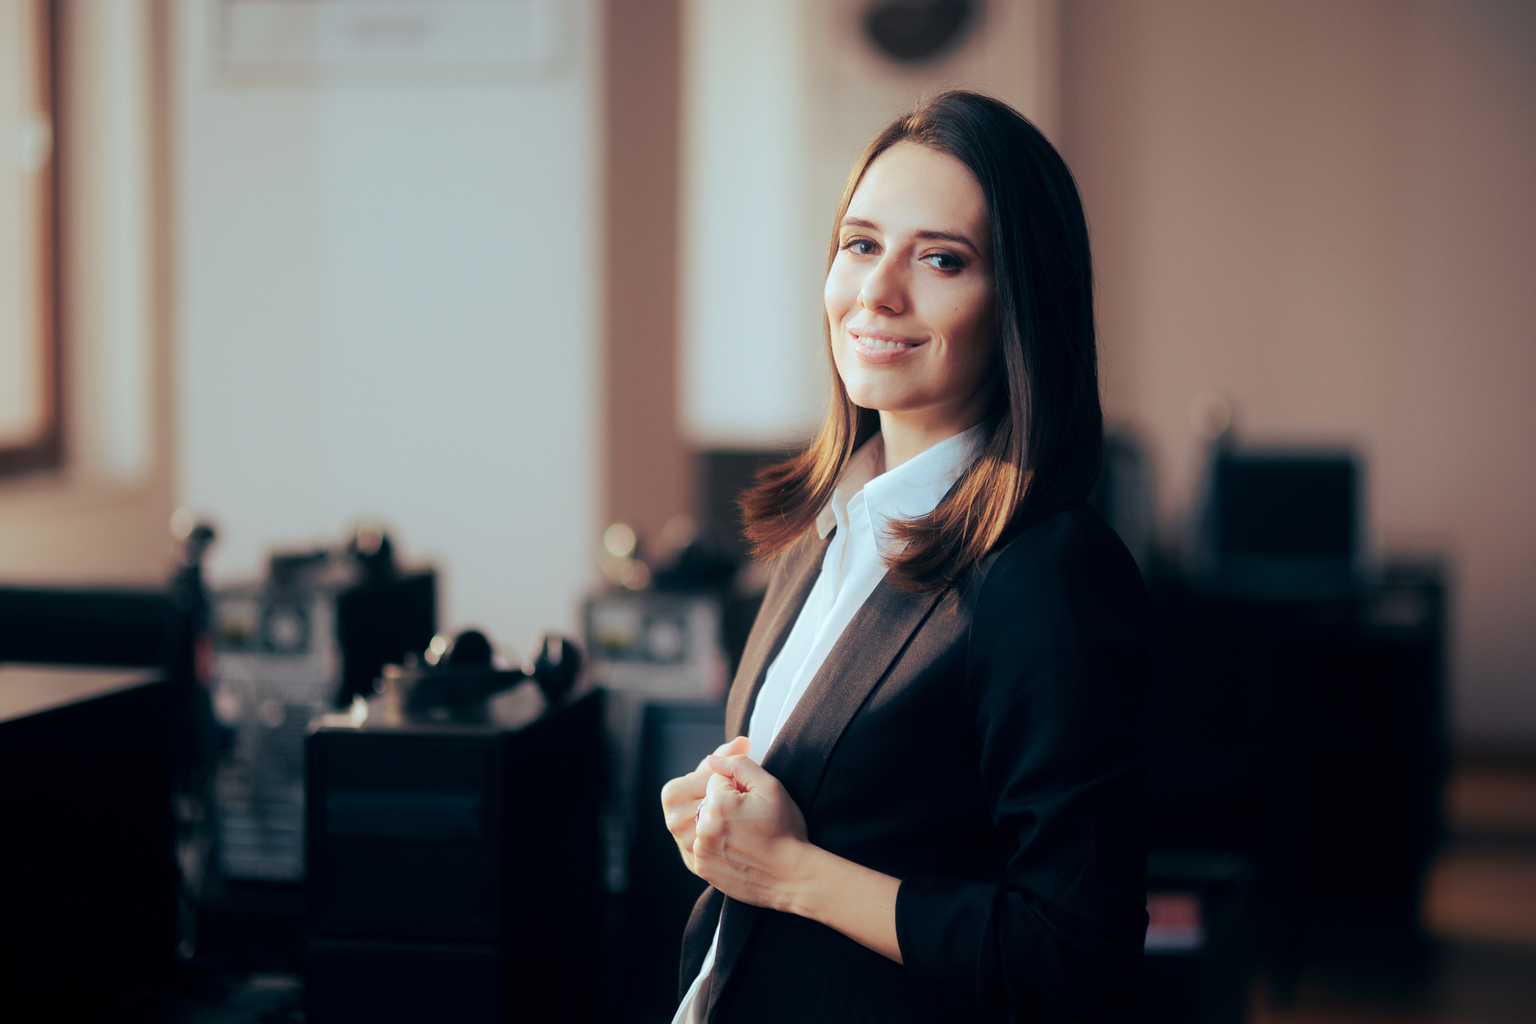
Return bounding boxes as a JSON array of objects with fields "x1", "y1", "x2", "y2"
[
  {"x1": 843, "y1": 385, "x2": 926, "y2": 415},
  {"x1": 840, "y1": 365, "x2": 928, "y2": 410}
]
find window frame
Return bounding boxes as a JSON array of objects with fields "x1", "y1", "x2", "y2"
[{"x1": 0, "y1": 0, "x2": 62, "y2": 479}]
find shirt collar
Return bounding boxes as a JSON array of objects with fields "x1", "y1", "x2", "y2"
[
  {"x1": 815, "y1": 424, "x2": 986, "y2": 545},
  {"x1": 815, "y1": 435, "x2": 883, "y2": 539}
]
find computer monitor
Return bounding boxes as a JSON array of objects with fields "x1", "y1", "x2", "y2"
[{"x1": 1207, "y1": 449, "x2": 1361, "y2": 596}]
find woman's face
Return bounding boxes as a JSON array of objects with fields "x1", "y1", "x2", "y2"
[{"x1": 826, "y1": 141, "x2": 996, "y2": 430}]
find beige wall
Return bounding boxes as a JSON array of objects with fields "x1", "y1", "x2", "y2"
[{"x1": 1063, "y1": 0, "x2": 1536, "y2": 745}]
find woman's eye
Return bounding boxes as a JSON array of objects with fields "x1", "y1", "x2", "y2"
[
  {"x1": 841, "y1": 238, "x2": 878, "y2": 256},
  {"x1": 922, "y1": 252, "x2": 963, "y2": 271}
]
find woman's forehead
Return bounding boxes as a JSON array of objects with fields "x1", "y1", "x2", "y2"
[{"x1": 847, "y1": 142, "x2": 989, "y2": 239}]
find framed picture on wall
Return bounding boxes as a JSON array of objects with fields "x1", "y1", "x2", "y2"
[
  {"x1": 0, "y1": 0, "x2": 60, "y2": 480},
  {"x1": 212, "y1": 0, "x2": 569, "y2": 86}
]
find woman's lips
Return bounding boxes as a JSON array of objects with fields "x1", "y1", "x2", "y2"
[{"x1": 850, "y1": 329, "x2": 925, "y2": 364}]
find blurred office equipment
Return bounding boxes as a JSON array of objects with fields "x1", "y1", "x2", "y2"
[
  {"x1": 334, "y1": 529, "x2": 439, "y2": 705},
  {"x1": 585, "y1": 585, "x2": 728, "y2": 904},
  {"x1": 695, "y1": 451, "x2": 782, "y2": 566},
  {"x1": 387, "y1": 627, "x2": 582, "y2": 725},
  {"x1": 1141, "y1": 852, "x2": 1258, "y2": 1024},
  {"x1": 211, "y1": 581, "x2": 341, "y2": 883},
  {"x1": 1137, "y1": 439, "x2": 1447, "y2": 1005},
  {"x1": 305, "y1": 630, "x2": 605, "y2": 1024},
  {"x1": 586, "y1": 590, "x2": 727, "y2": 701},
  {"x1": 585, "y1": 520, "x2": 736, "y2": 869},
  {"x1": 1189, "y1": 447, "x2": 1363, "y2": 598},
  {"x1": 1146, "y1": 561, "x2": 1447, "y2": 995},
  {"x1": 208, "y1": 527, "x2": 436, "y2": 884}
]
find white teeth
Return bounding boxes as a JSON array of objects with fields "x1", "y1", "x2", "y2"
[{"x1": 861, "y1": 336, "x2": 910, "y2": 350}]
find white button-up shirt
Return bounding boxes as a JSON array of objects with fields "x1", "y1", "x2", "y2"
[{"x1": 672, "y1": 425, "x2": 984, "y2": 1024}]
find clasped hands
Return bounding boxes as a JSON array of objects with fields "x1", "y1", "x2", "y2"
[
  {"x1": 659, "y1": 735, "x2": 904, "y2": 962},
  {"x1": 660, "y1": 735, "x2": 814, "y2": 914}
]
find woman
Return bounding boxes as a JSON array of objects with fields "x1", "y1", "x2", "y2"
[{"x1": 660, "y1": 90, "x2": 1151, "y2": 1024}]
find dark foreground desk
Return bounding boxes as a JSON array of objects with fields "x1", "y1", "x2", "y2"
[
  {"x1": 0, "y1": 665, "x2": 174, "y2": 1022},
  {"x1": 306, "y1": 690, "x2": 607, "y2": 1024}
]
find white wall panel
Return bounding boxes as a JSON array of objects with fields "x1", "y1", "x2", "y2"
[{"x1": 176, "y1": 0, "x2": 600, "y2": 648}]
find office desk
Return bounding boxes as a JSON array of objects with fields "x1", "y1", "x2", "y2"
[{"x1": 0, "y1": 664, "x2": 174, "y2": 1020}]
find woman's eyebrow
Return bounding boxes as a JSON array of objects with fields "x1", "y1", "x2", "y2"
[{"x1": 914, "y1": 229, "x2": 981, "y2": 254}]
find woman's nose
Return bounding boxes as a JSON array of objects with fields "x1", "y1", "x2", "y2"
[{"x1": 858, "y1": 256, "x2": 907, "y2": 316}]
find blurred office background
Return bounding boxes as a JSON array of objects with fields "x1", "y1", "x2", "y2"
[{"x1": 0, "y1": 1, "x2": 1532, "y2": 1022}]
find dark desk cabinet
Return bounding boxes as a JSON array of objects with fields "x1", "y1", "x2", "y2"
[
  {"x1": 0, "y1": 666, "x2": 174, "y2": 1023},
  {"x1": 1144, "y1": 564, "x2": 1447, "y2": 988},
  {"x1": 305, "y1": 691, "x2": 605, "y2": 1024},
  {"x1": 309, "y1": 729, "x2": 506, "y2": 941}
]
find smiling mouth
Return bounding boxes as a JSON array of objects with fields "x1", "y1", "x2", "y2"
[{"x1": 850, "y1": 330, "x2": 924, "y2": 361}]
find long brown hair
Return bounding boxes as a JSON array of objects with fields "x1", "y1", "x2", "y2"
[{"x1": 739, "y1": 91, "x2": 1103, "y2": 590}]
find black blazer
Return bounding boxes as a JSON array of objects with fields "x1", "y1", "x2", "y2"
[{"x1": 677, "y1": 502, "x2": 1153, "y2": 1024}]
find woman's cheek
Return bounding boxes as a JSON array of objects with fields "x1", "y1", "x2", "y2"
[
  {"x1": 823, "y1": 262, "x2": 852, "y2": 320},
  {"x1": 948, "y1": 287, "x2": 996, "y2": 379},
  {"x1": 828, "y1": 320, "x2": 866, "y2": 403}
]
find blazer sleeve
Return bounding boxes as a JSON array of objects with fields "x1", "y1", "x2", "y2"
[{"x1": 894, "y1": 509, "x2": 1152, "y2": 1023}]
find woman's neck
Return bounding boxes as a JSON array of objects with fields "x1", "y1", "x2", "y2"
[{"x1": 877, "y1": 408, "x2": 984, "y2": 471}]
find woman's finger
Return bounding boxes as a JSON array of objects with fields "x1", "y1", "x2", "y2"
[
  {"x1": 664, "y1": 750, "x2": 732, "y2": 803},
  {"x1": 662, "y1": 737, "x2": 751, "y2": 877},
  {"x1": 660, "y1": 773, "x2": 707, "y2": 808},
  {"x1": 665, "y1": 801, "x2": 702, "y2": 831},
  {"x1": 693, "y1": 734, "x2": 751, "y2": 775},
  {"x1": 694, "y1": 795, "x2": 727, "y2": 838},
  {"x1": 704, "y1": 770, "x2": 739, "y2": 800},
  {"x1": 704, "y1": 752, "x2": 774, "y2": 792}
]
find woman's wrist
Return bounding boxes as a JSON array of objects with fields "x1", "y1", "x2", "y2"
[
  {"x1": 780, "y1": 840, "x2": 836, "y2": 918},
  {"x1": 780, "y1": 842, "x2": 905, "y2": 963}
]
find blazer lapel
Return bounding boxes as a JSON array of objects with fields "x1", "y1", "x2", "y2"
[
  {"x1": 762, "y1": 577, "x2": 944, "y2": 811},
  {"x1": 696, "y1": 536, "x2": 824, "y2": 1022},
  {"x1": 705, "y1": 576, "x2": 944, "y2": 1022},
  {"x1": 724, "y1": 535, "x2": 827, "y2": 740},
  {"x1": 679, "y1": 886, "x2": 725, "y2": 1001}
]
